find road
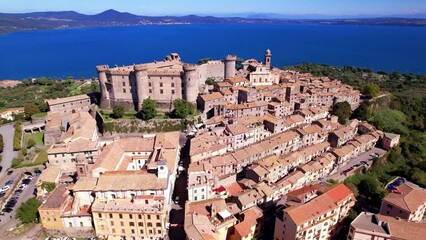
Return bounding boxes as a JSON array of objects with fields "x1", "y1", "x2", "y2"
[
  {"x1": 0, "y1": 124, "x2": 18, "y2": 173},
  {"x1": 323, "y1": 147, "x2": 387, "y2": 182},
  {"x1": 0, "y1": 167, "x2": 39, "y2": 240}
]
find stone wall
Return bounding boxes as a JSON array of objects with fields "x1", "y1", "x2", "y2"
[{"x1": 102, "y1": 118, "x2": 189, "y2": 136}]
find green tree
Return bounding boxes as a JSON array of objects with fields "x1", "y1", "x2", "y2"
[
  {"x1": 112, "y1": 105, "x2": 125, "y2": 119},
  {"x1": 205, "y1": 77, "x2": 216, "y2": 85},
  {"x1": 198, "y1": 58, "x2": 212, "y2": 64},
  {"x1": 27, "y1": 138, "x2": 36, "y2": 149},
  {"x1": 138, "y1": 97, "x2": 157, "y2": 120},
  {"x1": 352, "y1": 102, "x2": 372, "y2": 121},
  {"x1": 172, "y1": 99, "x2": 192, "y2": 119},
  {"x1": 41, "y1": 182, "x2": 56, "y2": 193},
  {"x1": 16, "y1": 198, "x2": 41, "y2": 224},
  {"x1": 362, "y1": 83, "x2": 380, "y2": 99},
  {"x1": 368, "y1": 109, "x2": 409, "y2": 135},
  {"x1": 332, "y1": 101, "x2": 352, "y2": 124},
  {"x1": 24, "y1": 104, "x2": 40, "y2": 120}
]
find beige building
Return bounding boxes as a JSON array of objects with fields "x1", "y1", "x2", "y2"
[
  {"x1": 228, "y1": 206, "x2": 263, "y2": 240},
  {"x1": 46, "y1": 94, "x2": 91, "y2": 116},
  {"x1": 39, "y1": 184, "x2": 72, "y2": 230},
  {"x1": 274, "y1": 184, "x2": 355, "y2": 240},
  {"x1": 379, "y1": 182, "x2": 426, "y2": 222},
  {"x1": 348, "y1": 212, "x2": 426, "y2": 240}
]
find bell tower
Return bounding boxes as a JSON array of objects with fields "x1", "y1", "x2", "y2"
[{"x1": 265, "y1": 49, "x2": 272, "y2": 69}]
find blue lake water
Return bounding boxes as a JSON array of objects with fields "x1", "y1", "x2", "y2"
[{"x1": 0, "y1": 24, "x2": 426, "y2": 79}]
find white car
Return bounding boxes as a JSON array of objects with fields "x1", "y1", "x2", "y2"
[
  {"x1": 0, "y1": 185, "x2": 11, "y2": 192},
  {"x1": 25, "y1": 175, "x2": 33, "y2": 180},
  {"x1": 19, "y1": 184, "x2": 28, "y2": 189}
]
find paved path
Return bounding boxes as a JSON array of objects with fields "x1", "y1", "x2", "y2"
[{"x1": 0, "y1": 124, "x2": 18, "y2": 174}]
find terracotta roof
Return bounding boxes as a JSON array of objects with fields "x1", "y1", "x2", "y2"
[
  {"x1": 94, "y1": 171, "x2": 167, "y2": 191},
  {"x1": 285, "y1": 184, "x2": 354, "y2": 226},
  {"x1": 199, "y1": 92, "x2": 224, "y2": 102},
  {"x1": 224, "y1": 182, "x2": 244, "y2": 196},
  {"x1": 46, "y1": 94, "x2": 89, "y2": 106},
  {"x1": 382, "y1": 182, "x2": 426, "y2": 213},
  {"x1": 39, "y1": 184, "x2": 69, "y2": 209},
  {"x1": 233, "y1": 206, "x2": 263, "y2": 238}
]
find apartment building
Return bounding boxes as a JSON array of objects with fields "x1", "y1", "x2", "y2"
[
  {"x1": 274, "y1": 184, "x2": 355, "y2": 240},
  {"x1": 46, "y1": 94, "x2": 91, "y2": 116},
  {"x1": 379, "y1": 182, "x2": 426, "y2": 222}
]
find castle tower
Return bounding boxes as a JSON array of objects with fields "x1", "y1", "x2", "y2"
[
  {"x1": 224, "y1": 55, "x2": 237, "y2": 79},
  {"x1": 96, "y1": 65, "x2": 111, "y2": 108},
  {"x1": 265, "y1": 49, "x2": 272, "y2": 69},
  {"x1": 183, "y1": 64, "x2": 199, "y2": 103},
  {"x1": 134, "y1": 65, "x2": 150, "y2": 111}
]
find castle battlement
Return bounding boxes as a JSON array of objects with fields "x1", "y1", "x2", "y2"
[
  {"x1": 96, "y1": 65, "x2": 110, "y2": 72},
  {"x1": 225, "y1": 55, "x2": 237, "y2": 61}
]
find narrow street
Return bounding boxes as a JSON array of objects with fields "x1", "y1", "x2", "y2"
[{"x1": 168, "y1": 135, "x2": 189, "y2": 240}]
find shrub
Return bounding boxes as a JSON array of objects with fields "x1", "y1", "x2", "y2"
[{"x1": 27, "y1": 138, "x2": 36, "y2": 149}]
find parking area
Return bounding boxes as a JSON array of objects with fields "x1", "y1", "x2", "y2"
[
  {"x1": 324, "y1": 147, "x2": 387, "y2": 182},
  {"x1": 0, "y1": 168, "x2": 39, "y2": 238}
]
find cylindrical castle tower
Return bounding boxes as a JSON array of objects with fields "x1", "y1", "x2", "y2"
[
  {"x1": 134, "y1": 65, "x2": 149, "y2": 111},
  {"x1": 183, "y1": 64, "x2": 199, "y2": 103},
  {"x1": 96, "y1": 65, "x2": 111, "y2": 108},
  {"x1": 224, "y1": 55, "x2": 237, "y2": 79}
]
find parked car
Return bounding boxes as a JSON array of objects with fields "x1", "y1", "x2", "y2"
[
  {"x1": 22, "y1": 179, "x2": 31, "y2": 185},
  {"x1": 18, "y1": 184, "x2": 28, "y2": 189},
  {"x1": 2, "y1": 208, "x2": 13, "y2": 213},
  {"x1": 25, "y1": 175, "x2": 33, "y2": 180},
  {"x1": 5, "y1": 180, "x2": 14, "y2": 186},
  {"x1": 7, "y1": 170, "x2": 13, "y2": 175},
  {"x1": 0, "y1": 185, "x2": 11, "y2": 192}
]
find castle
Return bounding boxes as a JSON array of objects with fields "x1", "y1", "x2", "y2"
[
  {"x1": 96, "y1": 50, "x2": 274, "y2": 111},
  {"x1": 97, "y1": 53, "x2": 232, "y2": 111}
]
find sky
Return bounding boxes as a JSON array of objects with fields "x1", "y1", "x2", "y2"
[{"x1": 0, "y1": 0, "x2": 425, "y2": 17}]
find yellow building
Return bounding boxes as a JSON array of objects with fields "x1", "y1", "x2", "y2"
[{"x1": 38, "y1": 184, "x2": 71, "y2": 230}]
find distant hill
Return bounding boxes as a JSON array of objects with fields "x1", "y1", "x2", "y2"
[{"x1": 0, "y1": 9, "x2": 425, "y2": 34}]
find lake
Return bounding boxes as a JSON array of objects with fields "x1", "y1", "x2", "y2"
[{"x1": 0, "y1": 24, "x2": 425, "y2": 79}]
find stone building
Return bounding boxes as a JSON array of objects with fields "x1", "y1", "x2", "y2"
[
  {"x1": 96, "y1": 53, "x2": 237, "y2": 111},
  {"x1": 46, "y1": 94, "x2": 91, "y2": 116}
]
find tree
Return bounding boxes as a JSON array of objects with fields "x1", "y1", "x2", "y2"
[
  {"x1": 27, "y1": 138, "x2": 36, "y2": 149},
  {"x1": 198, "y1": 58, "x2": 212, "y2": 64},
  {"x1": 112, "y1": 105, "x2": 125, "y2": 119},
  {"x1": 332, "y1": 101, "x2": 352, "y2": 124},
  {"x1": 362, "y1": 83, "x2": 380, "y2": 99},
  {"x1": 24, "y1": 104, "x2": 40, "y2": 120},
  {"x1": 16, "y1": 198, "x2": 41, "y2": 224},
  {"x1": 172, "y1": 99, "x2": 192, "y2": 119},
  {"x1": 138, "y1": 98, "x2": 157, "y2": 120},
  {"x1": 205, "y1": 77, "x2": 216, "y2": 85},
  {"x1": 352, "y1": 102, "x2": 372, "y2": 121},
  {"x1": 41, "y1": 182, "x2": 56, "y2": 193},
  {"x1": 368, "y1": 109, "x2": 409, "y2": 135}
]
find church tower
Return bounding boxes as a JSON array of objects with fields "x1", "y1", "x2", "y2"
[{"x1": 265, "y1": 49, "x2": 272, "y2": 69}]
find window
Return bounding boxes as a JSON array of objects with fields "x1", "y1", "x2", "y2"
[
  {"x1": 110, "y1": 221, "x2": 114, "y2": 226},
  {"x1": 171, "y1": 90, "x2": 175, "y2": 94},
  {"x1": 129, "y1": 222, "x2": 135, "y2": 226},
  {"x1": 160, "y1": 89, "x2": 163, "y2": 94},
  {"x1": 131, "y1": 229, "x2": 135, "y2": 234},
  {"x1": 160, "y1": 82, "x2": 163, "y2": 87},
  {"x1": 138, "y1": 214, "x2": 142, "y2": 219},
  {"x1": 156, "y1": 215, "x2": 160, "y2": 220},
  {"x1": 140, "y1": 230, "x2": 144, "y2": 234},
  {"x1": 156, "y1": 222, "x2": 161, "y2": 227},
  {"x1": 109, "y1": 214, "x2": 113, "y2": 218},
  {"x1": 138, "y1": 222, "x2": 143, "y2": 227},
  {"x1": 122, "y1": 229, "x2": 125, "y2": 233},
  {"x1": 148, "y1": 222, "x2": 153, "y2": 227},
  {"x1": 80, "y1": 222, "x2": 84, "y2": 227},
  {"x1": 122, "y1": 82, "x2": 126, "y2": 86},
  {"x1": 129, "y1": 214, "x2": 133, "y2": 219},
  {"x1": 149, "y1": 89, "x2": 152, "y2": 93},
  {"x1": 149, "y1": 230, "x2": 153, "y2": 234},
  {"x1": 158, "y1": 230, "x2": 162, "y2": 234},
  {"x1": 123, "y1": 88, "x2": 126, "y2": 93},
  {"x1": 145, "y1": 200, "x2": 149, "y2": 204},
  {"x1": 147, "y1": 215, "x2": 151, "y2": 220},
  {"x1": 69, "y1": 222, "x2": 72, "y2": 227},
  {"x1": 120, "y1": 221, "x2": 124, "y2": 226},
  {"x1": 112, "y1": 229, "x2": 116, "y2": 233},
  {"x1": 119, "y1": 214, "x2": 123, "y2": 219},
  {"x1": 98, "y1": 213, "x2": 102, "y2": 218},
  {"x1": 171, "y1": 83, "x2": 175, "y2": 87}
]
